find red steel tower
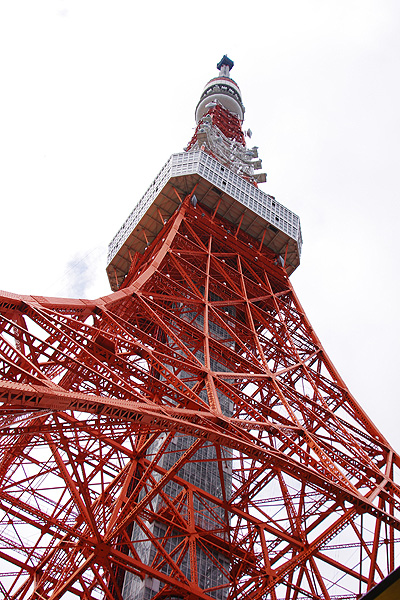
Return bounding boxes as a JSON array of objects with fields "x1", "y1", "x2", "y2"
[{"x1": 0, "y1": 56, "x2": 399, "y2": 600}]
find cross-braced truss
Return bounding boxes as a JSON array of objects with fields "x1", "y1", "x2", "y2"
[{"x1": 0, "y1": 194, "x2": 399, "y2": 600}]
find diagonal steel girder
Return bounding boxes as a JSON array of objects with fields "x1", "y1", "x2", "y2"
[{"x1": 0, "y1": 379, "x2": 398, "y2": 535}]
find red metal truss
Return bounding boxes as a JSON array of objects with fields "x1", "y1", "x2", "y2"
[
  {"x1": 186, "y1": 103, "x2": 246, "y2": 152},
  {"x1": 0, "y1": 193, "x2": 399, "y2": 600}
]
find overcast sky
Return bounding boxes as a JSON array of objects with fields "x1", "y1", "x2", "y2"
[{"x1": 1, "y1": 1, "x2": 399, "y2": 450}]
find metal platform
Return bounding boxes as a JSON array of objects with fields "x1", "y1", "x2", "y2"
[{"x1": 107, "y1": 151, "x2": 302, "y2": 290}]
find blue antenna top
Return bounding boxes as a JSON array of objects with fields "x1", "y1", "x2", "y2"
[{"x1": 217, "y1": 55, "x2": 234, "y2": 75}]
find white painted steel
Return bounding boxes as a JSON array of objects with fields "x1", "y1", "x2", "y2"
[{"x1": 195, "y1": 76, "x2": 244, "y2": 122}]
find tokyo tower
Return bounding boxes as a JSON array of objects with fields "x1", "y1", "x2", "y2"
[{"x1": 0, "y1": 56, "x2": 399, "y2": 600}]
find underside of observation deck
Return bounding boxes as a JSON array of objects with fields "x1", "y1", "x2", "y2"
[{"x1": 106, "y1": 151, "x2": 302, "y2": 291}]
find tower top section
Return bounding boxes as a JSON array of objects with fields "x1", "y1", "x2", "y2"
[
  {"x1": 189, "y1": 55, "x2": 264, "y2": 183},
  {"x1": 107, "y1": 58, "x2": 302, "y2": 291},
  {"x1": 195, "y1": 54, "x2": 245, "y2": 123}
]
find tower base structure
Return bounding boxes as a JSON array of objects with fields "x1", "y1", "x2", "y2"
[{"x1": 0, "y1": 189, "x2": 399, "y2": 600}]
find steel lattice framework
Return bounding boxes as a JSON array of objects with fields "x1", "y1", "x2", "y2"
[{"x1": 0, "y1": 192, "x2": 399, "y2": 599}]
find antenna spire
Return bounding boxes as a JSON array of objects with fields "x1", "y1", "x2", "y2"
[{"x1": 217, "y1": 54, "x2": 234, "y2": 78}]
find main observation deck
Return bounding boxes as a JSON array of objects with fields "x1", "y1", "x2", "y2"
[{"x1": 107, "y1": 150, "x2": 302, "y2": 291}]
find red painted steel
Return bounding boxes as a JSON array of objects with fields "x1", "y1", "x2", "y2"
[
  {"x1": 0, "y1": 191, "x2": 399, "y2": 599},
  {"x1": 186, "y1": 103, "x2": 246, "y2": 152}
]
